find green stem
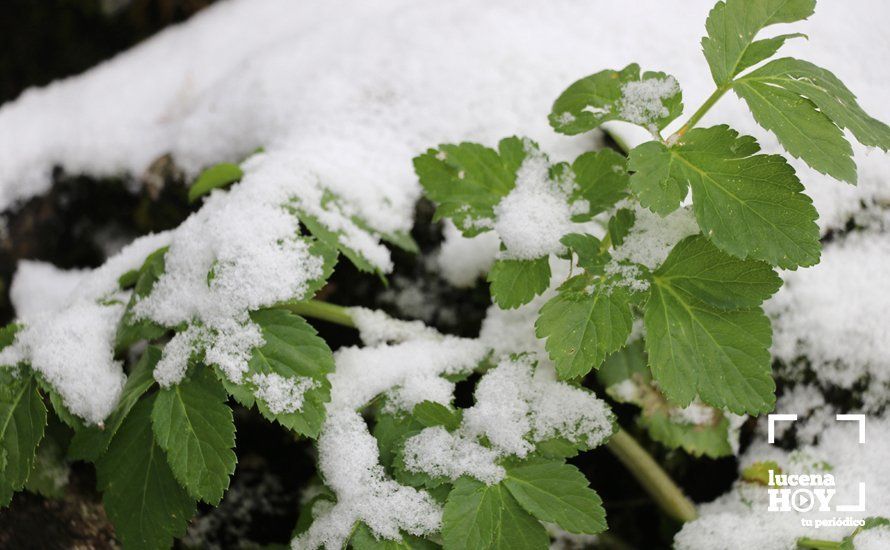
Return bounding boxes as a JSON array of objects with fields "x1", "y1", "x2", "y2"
[
  {"x1": 280, "y1": 300, "x2": 356, "y2": 328},
  {"x1": 287, "y1": 299, "x2": 698, "y2": 524},
  {"x1": 796, "y1": 538, "x2": 842, "y2": 550},
  {"x1": 606, "y1": 429, "x2": 698, "y2": 523},
  {"x1": 671, "y1": 84, "x2": 730, "y2": 140}
]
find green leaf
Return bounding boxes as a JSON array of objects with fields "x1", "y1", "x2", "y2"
[
  {"x1": 116, "y1": 247, "x2": 168, "y2": 350},
  {"x1": 241, "y1": 308, "x2": 334, "y2": 437},
  {"x1": 412, "y1": 401, "x2": 462, "y2": 431},
  {"x1": 560, "y1": 234, "x2": 608, "y2": 274},
  {"x1": 550, "y1": 64, "x2": 682, "y2": 135},
  {"x1": 188, "y1": 162, "x2": 243, "y2": 203},
  {"x1": 596, "y1": 339, "x2": 649, "y2": 389},
  {"x1": 303, "y1": 238, "x2": 339, "y2": 299},
  {"x1": 570, "y1": 149, "x2": 629, "y2": 219},
  {"x1": 733, "y1": 78, "x2": 856, "y2": 183},
  {"x1": 607, "y1": 208, "x2": 635, "y2": 248},
  {"x1": 442, "y1": 477, "x2": 548, "y2": 550},
  {"x1": 641, "y1": 409, "x2": 733, "y2": 458},
  {"x1": 645, "y1": 240, "x2": 775, "y2": 414},
  {"x1": 373, "y1": 411, "x2": 425, "y2": 472},
  {"x1": 670, "y1": 126, "x2": 820, "y2": 269},
  {"x1": 414, "y1": 137, "x2": 525, "y2": 237},
  {"x1": 741, "y1": 460, "x2": 781, "y2": 485},
  {"x1": 536, "y1": 275, "x2": 633, "y2": 379},
  {"x1": 151, "y1": 368, "x2": 236, "y2": 504},
  {"x1": 503, "y1": 459, "x2": 607, "y2": 535},
  {"x1": 0, "y1": 374, "x2": 47, "y2": 506},
  {"x1": 745, "y1": 58, "x2": 890, "y2": 151},
  {"x1": 701, "y1": 0, "x2": 815, "y2": 85},
  {"x1": 24, "y1": 416, "x2": 70, "y2": 499},
  {"x1": 299, "y1": 209, "x2": 379, "y2": 274},
  {"x1": 653, "y1": 235, "x2": 781, "y2": 309},
  {"x1": 97, "y1": 394, "x2": 195, "y2": 549},
  {"x1": 69, "y1": 346, "x2": 158, "y2": 461},
  {"x1": 487, "y1": 256, "x2": 551, "y2": 309},
  {"x1": 351, "y1": 522, "x2": 440, "y2": 549},
  {"x1": 628, "y1": 141, "x2": 686, "y2": 215}
]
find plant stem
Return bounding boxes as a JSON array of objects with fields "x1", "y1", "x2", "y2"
[
  {"x1": 286, "y1": 299, "x2": 698, "y2": 523},
  {"x1": 671, "y1": 84, "x2": 730, "y2": 140},
  {"x1": 796, "y1": 538, "x2": 842, "y2": 550},
  {"x1": 280, "y1": 300, "x2": 356, "y2": 328},
  {"x1": 606, "y1": 429, "x2": 698, "y2": 522}
]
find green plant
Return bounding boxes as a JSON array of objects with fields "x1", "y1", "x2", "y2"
[{"x1": 1, "y1": 0, "x2": 888, "y2": 549}]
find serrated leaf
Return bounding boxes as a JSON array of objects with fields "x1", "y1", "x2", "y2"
[
  {"x1": 736, "y1": 57, "x2": 890, "y2": 152},
  {"x1": 412, "y1": 401, "x2": 461, "y2": 431},
  {"x1": 151, "y1": 368, "x2": 236, "y2": 504},
  {"x1": 69, "y1": 346, "x2": 158, "y2": 461},
  {"x1": 641, "y1": 409, "x2": 733, "y2": 458},
  {"x1": 536, "y1": 275, "x2": 633, "y2": 379},
  {"x1": 97, "y1": 394, "x2": 195, "y2": 549},
  {"x1": 645, "y1": 240, "x2": 775, "y2": 414},
  {"x1": 116, "y1": 247, "x2": 168, "y2": 350},
  {"x1": 240, "y1": 308, "x2": 333, "y2": 437},
  {"x1": 570, "y1": 149, "x2": 628, "y2": 219},
  {"x1": 442, "y1": 477, "x2": 548, "y2": 550},
  {"x1": 628, "y1": 141, "x2": 686, "y2": 215},
  {"x1": 654, "y1": 235, "x2": 781, "y2": 309},
  {"x1": 24, "y1": 416, "x2": 70, "y2": 499},
  {"x1": 596, "y1": 339, "x2": 649, "y2": 389},
  {"x1": 503, "y1": 459, "x2": 606, "y2": 535},
  {"x1": 414, "y1": 137, "x2": 524, "y2": 237},
  {"x1": 188, "y1": 162, "x2": 243, "y2": 203},
  {"x1": 351, "y1": 522, "x2": 440, "y2": 549},
  {"x1": 560, "y1": 233, "x2": 608, "y2": 274},
  {"x1": 487, "y1": 256, "x2": 551, "y2": 309},
  {"x1": 607, "y1": 208, "x2": 635, "y2": 248},
  {"x1": 671, "y1": 126, "x2": 820, "y2": 269},
  {"x1": 701, "y1": 0, "x2": 815, "y2": 85},
  {"x1": 373, "y1": 411, "x2": 425, "y2": 472},
  {"x1": 550, "y1": 64, "x2": 682, "y2": 135},
  {"x1": 0, "y1": 374, "x2": 47, "y2": 506},
  {"x1": 299, "y1": 210, "x2": 379, "y2": 274},
  {"x1": 303, "y1": 238, "x2": 339, "y2": 299},
  {"x1": 733, "y1": 78, "x2": 856, "y2": 183}
]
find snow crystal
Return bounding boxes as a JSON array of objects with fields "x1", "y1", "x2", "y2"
[
  {"x1": 295, "y1": 410, "x2": 443, "y2": 549},
  {"x1": 402, "y1": 426, "x2": 505, "y2": 484},
  {"x1": 767, "y1": 230, "x2": 890, "y2": 410},
  {"x1": 670, "y1": 401, "x2": 716, "y2": 426},
  {"x1": 294, "y1": 336, "x2": 486, "y2": 548},
  {"x1": 462, "y1": 355, "x2": 613, "y2": 457},
  {"x1": 493, "y1": 144, "x2": 574, "y2": 260},
  {"x1": 609, "y1": 204, "x2": 698, "y2": 269},
  {"x1": 436, "y1": 221, "x2": 499, "y2": 288},
  {"x1": 251, "y1": 372, "x2": 318, "y2": 415},
  {"x1": 0, "y1": 232, "x2": 170, "y2": 424},
  {"x1": 618, "y1": 76, "x2": 678, "y2": 131},
  {"x1": 349, "y1": 307, "x2": 439, "y2": 346}
]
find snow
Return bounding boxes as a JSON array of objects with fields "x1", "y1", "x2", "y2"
[
  {"x1": 618, "y1": 76, "x2": 679, "y2": 132},
  {"x1": 0, "y1": 232, "x2": 170, "y2": 424},
  {"x1": 462, "y1": 355, "x2": 613, "y2": 457},
  {"x1": 402, "y1": 426, "x2": 506, "y2": 484},
  {"x1": 609, "y1": 204, "x2": 699, "y2": 269},
  {"x1": 436, "y1": 221, "x2": 499, "y2": 288},
  {"x1": 766, "y1": 230, "x2": 890, "y2": 411},
  {"x1": 493, "y1": 142, "x2": 574, "y2": 260},
  {"x1": 856, "y1": 526, "x2": 890, "y2": 550},
  {"x1": 675, "y1": 414, "x2": 890, "y2": 550},
  {"x1": 251, "y1": 372, "x2": 318, "y2": 414}
]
